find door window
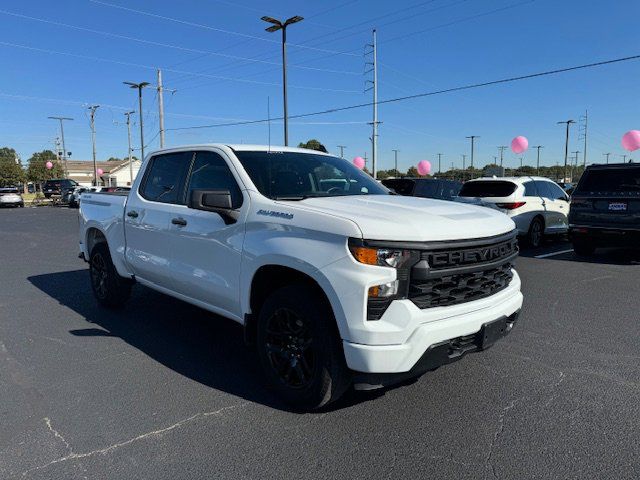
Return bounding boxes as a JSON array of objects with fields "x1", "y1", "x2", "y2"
[
  {"x1": 140, "y1": 151, "x2": 193, "y2": 204},
  {"x1": 185, "y1": 151, "x2": 243, "y2": 208}
]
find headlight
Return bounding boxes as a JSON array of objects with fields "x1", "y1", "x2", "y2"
[{"x1": 349, "y1": 240, "x2": 420, "y2": 319}]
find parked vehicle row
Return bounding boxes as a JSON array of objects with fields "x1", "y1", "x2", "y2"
[{"x1": 79, "y1": 144, "x2": 523, "y2": 409}]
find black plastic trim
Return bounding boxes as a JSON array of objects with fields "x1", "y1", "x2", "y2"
[{"x1": 350, "y1": 230, "x2": 517, "y2": 252}]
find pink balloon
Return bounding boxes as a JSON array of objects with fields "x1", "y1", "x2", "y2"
[
  {"x1": 45, "y1": 161, "x2": 53, "y2": 170},
  {"x1": 511, "y1": 136, "x2": 529, "y2": 154},
  {"x1": 352, "y1": 156, "x2": 365, "y2": 169},
  {"x1": 621, "y1": 130, "x2": 640, "y2": 152},
  {"x1": 417, "y1": 160, "x2": 431, "y2": 176},
  {"x1": 96, "y1": 168, "x2": 104, "y2": 176}
]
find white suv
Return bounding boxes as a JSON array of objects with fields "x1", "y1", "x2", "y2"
[{"x1": 458, "y1": 177, "x2": 570, "y2": 247}]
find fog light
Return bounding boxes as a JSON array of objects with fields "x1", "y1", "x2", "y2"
[{"x1": 368, "y1": 280, "x2": 399, "y2": 298}]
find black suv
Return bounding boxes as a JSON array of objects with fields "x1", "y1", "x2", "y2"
[
  {"x1": 569, "y1": 163, "x2": 640, "y2": 255},
  {"x1": 381, "y1": 178, "x2": 462, "y2": 201},
  {"x1": 43, "y1": 179, "x2": 78, "y2": 198}
]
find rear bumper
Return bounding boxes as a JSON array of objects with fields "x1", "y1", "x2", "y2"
[
  {"x1": 342, "y1": 271, "x2": 523, "y2": 376},
  {"x1": 570, "y1": 225, "x2": 640, "y2": 247}
]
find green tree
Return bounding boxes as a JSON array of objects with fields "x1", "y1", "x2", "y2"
[
  {"x1": 406, "y1": 166, "x2": 419, "y2": 177},
  {"x1": 0, "y1": 147, "x2": 24, "y2": 187},
  {"x1": 107, "y1": 157, "x2": 122, "y2": 162},
  {"x1": 27, "y1": 150, "x2": 64, "y2": 187},
  {"x1": 298, "y1": 139, "x2": 328, "y2": 153}
]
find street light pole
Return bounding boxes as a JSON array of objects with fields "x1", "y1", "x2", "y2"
[
  {"x1": 557, "y1": 120, "x2": 575, "y2": 183},
  {"x1": 603, "y1": 152, "x2": 610, "y2": 164},
  {"x1": 124, "y1": 81, "x2": 150, "y2": 160},
  {"x1": 392, "y1": 149, "x2": 399, "y2": 175},
  {"x1": 437, "y1": 153, "x2": 442, "y2": 174},
  {"x1": 261, "y1": 15, "x2": 304, "y2": 146},
  {"x1": 88, "y1": 105, "x2": 100, "y2": 186},
  {"x1": 48, "y1": 116, "x2": 73, "y2": 177},
  {"x1": 125, "y1": 110, "x2": 135, "y2": 185},
  {"x1": 466, "y1": 135, "x2": 479, "y2": 179}
]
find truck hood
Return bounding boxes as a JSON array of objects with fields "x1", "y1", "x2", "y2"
[{"x1": 295, "y1": 195, "x2": 515, "y2": 241}]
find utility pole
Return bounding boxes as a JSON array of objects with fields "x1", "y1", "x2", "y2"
[
  {"x1": 462, "y1": 154, "x2": 467, "y2": 182},
  {"x1": 571, "y1": 150, "x2": 580, "y2": 182},
  {"x1": 580, "y1": 110, "x2": 588, "y2": 167},
  {"x1": 557, "y1": 119, "x2": 575, "y2": 183},
  {"x1": 337, "y1": 145, "x2": 346, "y2": 158},
  {"x1": 392, "y1": 149, "x2": 399, "y2": 175},
  {"x1": 466, "y1": 135, "x2": 479, "y2": 179},
  {"x1": 261, "y1": 15, "x2": 304, "y2": 146},
  {"x1": 603, "y1": 152, "x2": 610, "y2": 164},
  {"x1": 124, "y1": 81, "x2": 150, "y2": 160},
  {"x1": 125, "y1": 110, "x2": 135, "y2": 186},
  {"x1": 365, "y1": 29, "x2": 379, "y2": 179},
  {"x1": 498, "y1": 146, "x2": 507, "y2": 176},
  {"x1": 88, "y1": 105, "x2": 100, "y2": 186},
  {"x1": 533, "y1": 145, "x2": 543, "y2": 176},
  {"x1": 621, "y1": 154, "x2": 627, "y2": 162},
  {"x1": 437, "y1": 153, "x2": 443, "y2": 174},
  {"x1": 157, "y1": 69, "x2": 165, "y2": 148},
  {"x1": 48, "y1": 116, "x2": 73, "y2": 177},
  {"x1": 363, "y1": 152, "x2": 368, "y2": 170}
]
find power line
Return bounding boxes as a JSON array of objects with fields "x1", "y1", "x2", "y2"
[
  {"x1": 167, "y1": 53, "x2": 640, "y2": 131},
  {"x1": 0, "y1": 41, "x2": 360, "y2": 93},
  {"x1": 86, "y1": 1, "x2": 360, "y2": 56}
]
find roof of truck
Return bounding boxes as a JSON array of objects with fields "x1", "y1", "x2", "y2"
[{"x1": 148, "y1": 144, "x2": 332, "y2": 156}]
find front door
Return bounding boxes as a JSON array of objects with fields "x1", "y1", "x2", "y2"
[
  {"x1": 539, "y1": 181, "x2": 569, "y2": 232},
  {"x1": 168, "y1": 149, "x2": 247, "y2": 319},
  {"x1": 124, "y1": 151, "x2": 193, "y2": 287}
]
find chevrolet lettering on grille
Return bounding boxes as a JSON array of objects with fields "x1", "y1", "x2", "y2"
[{"x1": 428, "y1": 240, "x2": 517, "y2": 268}]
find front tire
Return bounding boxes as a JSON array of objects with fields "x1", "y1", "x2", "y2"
[
  {"x1": 256, "y1": 285, "x2": 351, "y2": 410},
  {"x1": 527, "y1": 217, "x2": 544, "y2": 248},
  {"x1": 89, "y1": 243, "x2": 132, "y2": 308}
]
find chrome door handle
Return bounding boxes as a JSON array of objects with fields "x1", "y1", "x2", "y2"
[
  {"x1": 171, "y1": 217, "x2": 187, "y2": 226},
  {"x1": 127, "y1": 210, "x2": 138, "y2": 218}
]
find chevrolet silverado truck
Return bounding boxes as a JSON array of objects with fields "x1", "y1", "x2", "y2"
[{"x1": 79, "y1": 145, "x2": 523, "y2": 409}]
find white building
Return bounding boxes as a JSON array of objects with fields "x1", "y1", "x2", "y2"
[{"x1": 66, "y1": 159, "x2": 142, "y2": 187}]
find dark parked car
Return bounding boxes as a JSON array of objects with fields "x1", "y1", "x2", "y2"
[
  {"x1": 569, "y1": 163, "x2": 640, "y2": 255},
  {"x1": 43, "y1": 179, "x2": 79, "y2": 199},
  {"x1": 381, "y1": 178, "x2": 462, "y2": 201}
]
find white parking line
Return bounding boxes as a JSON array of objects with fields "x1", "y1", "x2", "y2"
[{"x1": 534, "y1": 249, "x2": 574, "y2": 259}]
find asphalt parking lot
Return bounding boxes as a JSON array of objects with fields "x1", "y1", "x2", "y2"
[{"x1": 1, "y1": 207, "x2": 639, "y2": 479}]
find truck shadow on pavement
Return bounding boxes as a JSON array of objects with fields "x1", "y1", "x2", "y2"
[{"x1": 28, "y1": 269, "x2": 383, "y2": 413}]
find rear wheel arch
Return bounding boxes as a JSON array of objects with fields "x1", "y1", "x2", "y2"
[{"x1": 86, "y1": 227, "x2": 107, "y2": 256}]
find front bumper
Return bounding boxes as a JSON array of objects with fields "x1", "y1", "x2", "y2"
[
  {"x1": 352, "y1": 311, "x2": 520, "y2": 389},
  {"x1": 342, "y1": 271, "x2": 523, "y2": 375}
]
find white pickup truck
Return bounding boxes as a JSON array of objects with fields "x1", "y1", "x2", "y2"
[{"x1": 79, "y1": 144, "x2": 523, "y2": 409}]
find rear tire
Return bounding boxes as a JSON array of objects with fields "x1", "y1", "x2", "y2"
[
  {"x1": 527, "y1": 217, "x2": 544, "y2": 248},
  {"x1": 89, "y1": 243, "x2": 132, "y2": 308},
  {"x1": 572, "y1": 239, "x2": 595, "y2": 256},
  {"x1": 256, "y1": 285, "x2": 351, "y2": 410}
]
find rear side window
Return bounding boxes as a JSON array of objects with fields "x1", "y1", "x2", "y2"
[
  {"x1": 459, "y1": 181, "x2": 517, "y2": 197},
  {"x1": 381, "y1": 179, "x2": 416, "y2": 196},
  {"x1": 576, "y1": 168, "x2": 640, "y2": 194},
  {"x1": 140, "y1": 151, "x2": 193, "y2": 204},
  {"x1": 523, "y1": 181, "x2": 539, "y2": 197},
  {"x1": 185, "y1": 151, "x2": 243, "y2": 208}
]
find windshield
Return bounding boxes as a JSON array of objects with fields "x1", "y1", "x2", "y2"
[
  {"x1": 459, "y1": 181, "x2": 517, "y2": 197},
  {"x1": 575, "y1": 167, "x2": 640, "y2": 194},
  {"x1": 234, "y1": 150, "x2": 389, "y2": 200}
]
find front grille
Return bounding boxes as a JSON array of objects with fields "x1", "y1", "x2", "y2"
[
  {"x1": 408, "y1": 232, "x2": 517, "y2": 310},
  {"x1": 409, "y1": 262, "x2": 513, "y2": 309}
]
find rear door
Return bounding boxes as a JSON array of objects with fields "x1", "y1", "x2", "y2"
[
  {"x1": 168, "y1": 149, "x2": 247, "y2": 318},
  {"x1": 124, "y1": 150, "x2": 193, "y2": 287},
  {"x1": 538, "y1": 181, "x2": 569, "y2": 232},
  {"x1": 571, "y1": 166, "x2": 640, "y2": 229}
]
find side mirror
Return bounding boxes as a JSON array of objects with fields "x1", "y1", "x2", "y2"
[{"x1": 189, "y1": 189, "x2": 239, "y2": 224}]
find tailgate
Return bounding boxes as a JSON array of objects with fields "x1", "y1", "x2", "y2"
[{"x1": 570, "y1": 196, "x2": 640, "y2": 230}]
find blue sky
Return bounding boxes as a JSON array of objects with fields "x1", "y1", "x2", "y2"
[{"x1": 1, "y1": 0, "x2": 639, "y2": 172}]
